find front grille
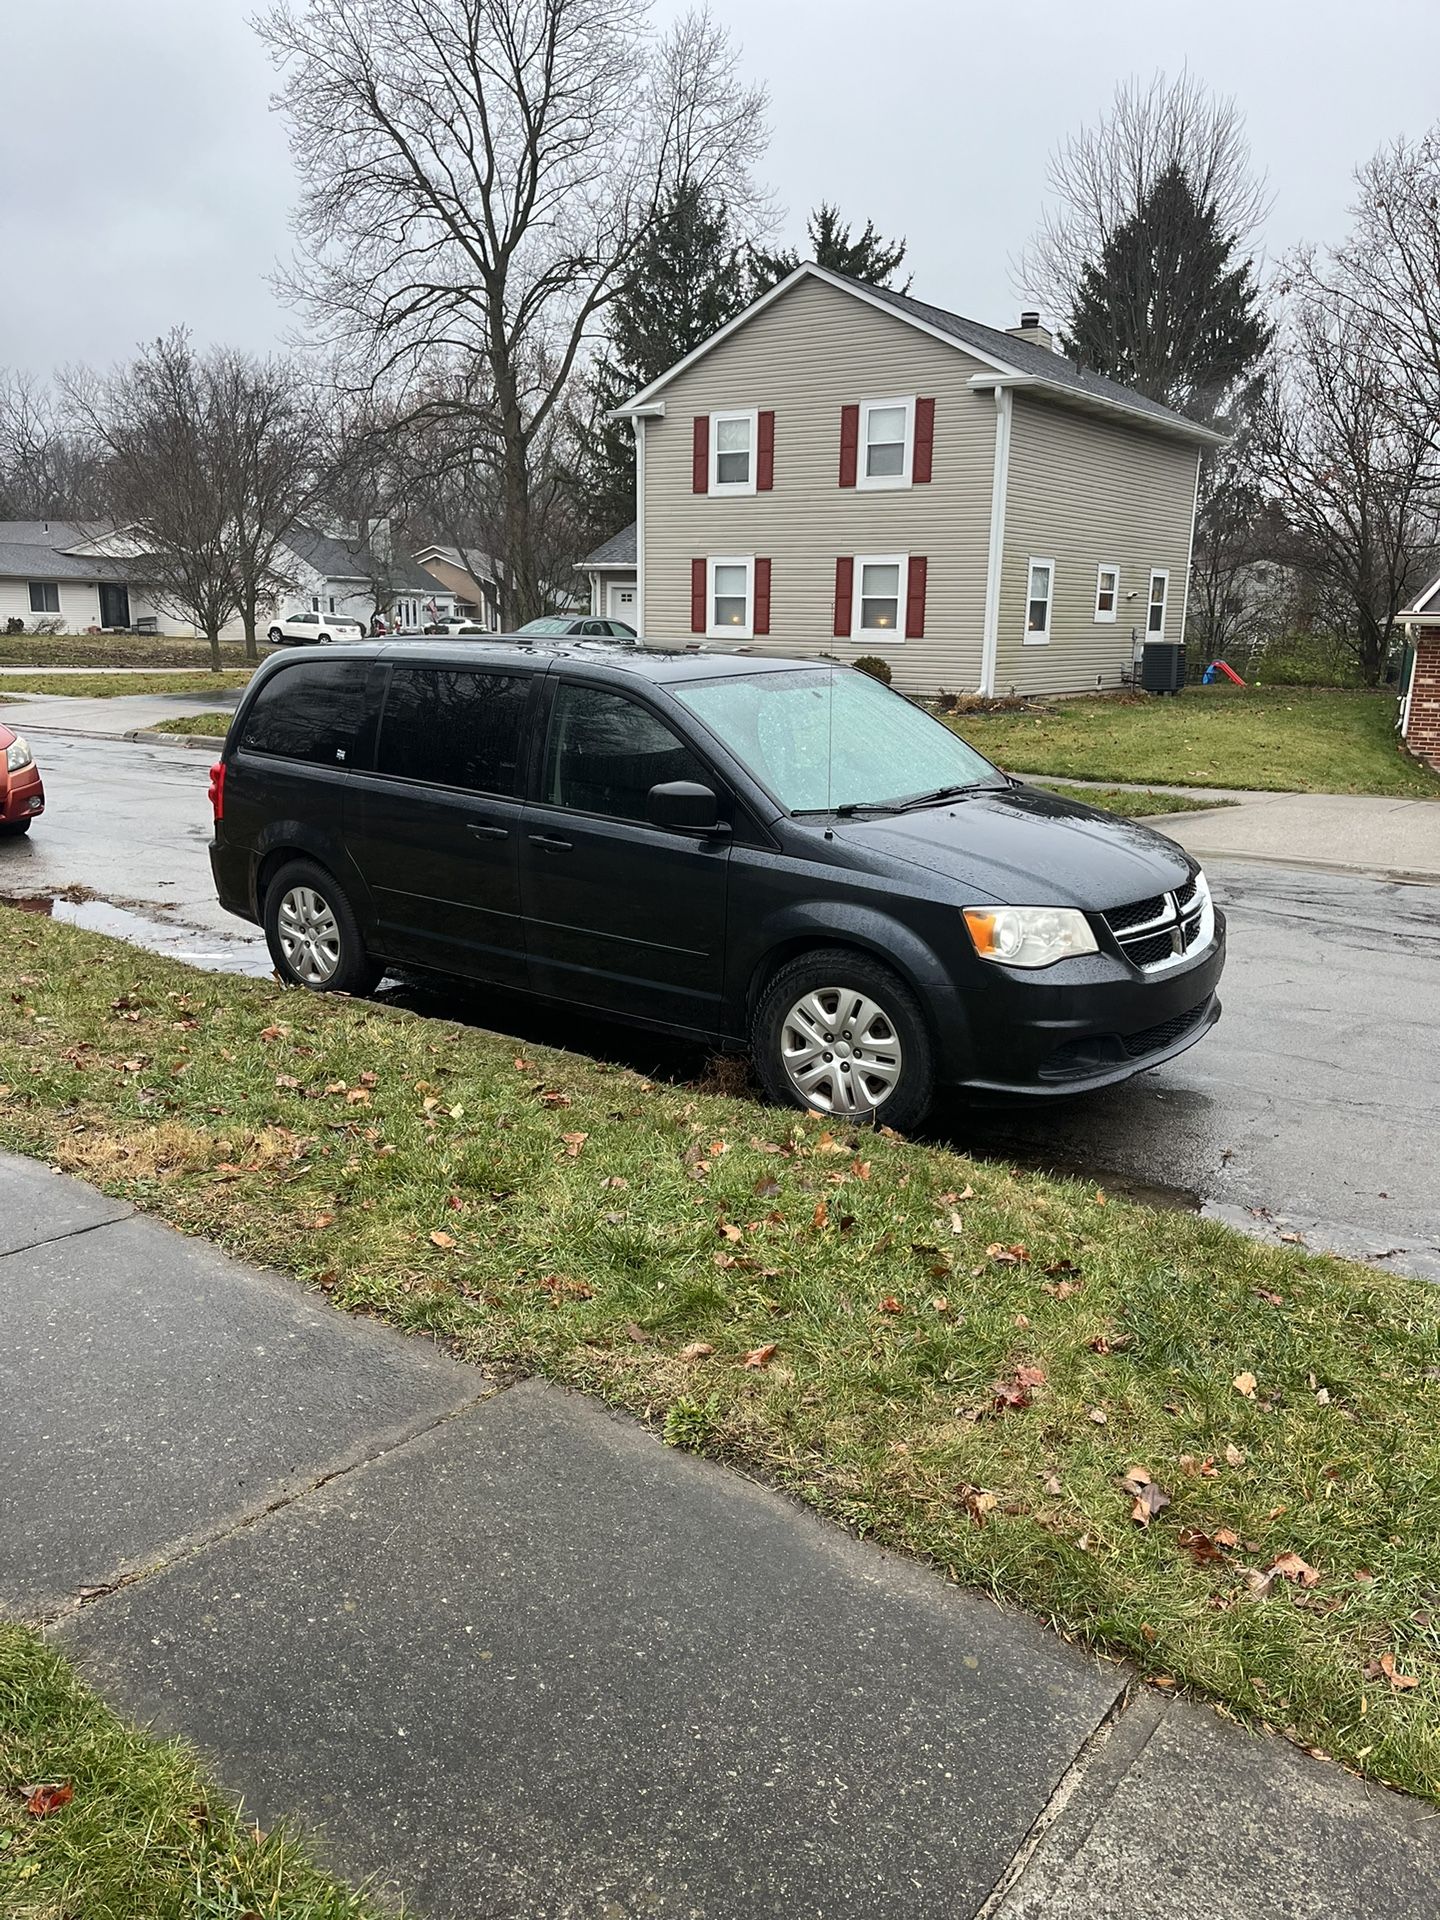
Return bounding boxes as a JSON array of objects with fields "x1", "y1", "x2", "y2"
[
  {"x1": 1120, "y1": 1000, "x2": 1210, "y2": 1058},
  {"x1": 1105, "y1": 893, "x2": 1166, "y2": 933},
  {"x1": 1103, "y1": 874, "x2": 1209, "y2": 973},
  {"x1": 1124, "y1": 929, "x2": 1179, "y2": 968}
]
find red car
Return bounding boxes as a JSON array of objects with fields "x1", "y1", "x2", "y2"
[{"x1": 0, "y1": 721, "x2": 44, "y2": 834}]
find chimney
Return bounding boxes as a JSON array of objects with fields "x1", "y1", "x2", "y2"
[{"x1": 1007, "y1": 310, "x2": 1055, "y2": 352}]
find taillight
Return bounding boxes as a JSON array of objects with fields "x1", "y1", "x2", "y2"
[{"x1": 207, "y1": 760, "x2": 226, "y2": 821}]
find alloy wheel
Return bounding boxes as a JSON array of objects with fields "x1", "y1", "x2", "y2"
[
  {"x1": 779, "y1": 985, "x2": 904, "y2": 1115},
  {"x1": 276, "y1": 885, "x2": 342, "y2": 985}
]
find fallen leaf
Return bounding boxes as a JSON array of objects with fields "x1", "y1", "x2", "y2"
[
  {"x1": 25, "y1": 1782, "x2": 73, "y2": 1817},
  {"x1": 359, "y1": 1070, "x2": 378, "y2": 1087},
  {"x1": 879, "y1": 1294, "x2": 903, "y2": 1314},
  {"x1": 560, "y1": 1131, "x2": 588, "y2": 1157},
  {"x1": 1043, "y1": 1473, "x2": 1063, "y2": 1496},
  {"x1": 1042, "y1": 1279, "x2": 1079, "y2": 1300},
  {"x1": 309, "y1": 1212, "x2": 335, "y2": 1231},
  {"x1": 1224, "y1": 1443, "x2": 1247, "y2": 1467},
  {"x1": 603, "y1": 1175, "x2": 629, "y2": 1189},
  {"x1": 986, "y1": 1241, "x2": 1029, "y2": 1265},
  {"x1": 345, "y1": 1087, "x2": 370, "y2": 1105},
  {"x1": 259, "y1": 1025, "x2": 284, "y2": 1041},
  {"x1": 274, "y1": 1073, "x2": 301, "y2": 1090},
  {"x1": 679, "y1": 1341, "x2": 715, "y2": 1362},
  {"x1": 624, "y1": 1321, "x2": 651, "y2": 1344},
  {"x1": 1233, "y1": 1371, "x2": 1258, "y2": 1398},
  {"x1": 992, "y1": 1364, "x2": 1045, "y2": 1412},
  {"x1": 448, "y1": 1103, "x2": 465, "y2": 1119},
  {"x1": 1178, "y1": 1527, "x2": 1237, "y2": 1566},
  {"x1": 1267, "y1": 1551, "x2": 1321, "y2": 1587},
  {"x1": 719, "y1": 1221, "x2": 745, "y2": 1244},
  {"x1": 957, "y1": 1484, "x2": 998, "y2": 1521},
  {"x1": 1121, "y1": 1466, "x2": 1172, "y2": 1526},
  {"x1": 513, "y1": 1056, "x2": 532, "y2": 1070},
  {"x1": 1089, "y1": 1406, "x2": 1108, "y2": 1425},
  {"x1": 752, "y1": 1175, "x2": 781, "y2": 1198},
  {"x1": 811, "y1": 1199, "x2": 829, "y2": 1229},
  {"x1": 743, "y1": 1342, "x2": 778, "y2": 1369},
  {"x1": 429, "y1": 1230, "x2": 457, "y2": 1250},
  {"x1": 1379, "y1": 1653, "x2": 1420, "y2": 1692}
]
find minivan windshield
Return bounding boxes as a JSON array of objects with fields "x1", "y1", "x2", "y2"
[{"x1": 674, "y1": 667, "x2": 1003, "y2": 813}]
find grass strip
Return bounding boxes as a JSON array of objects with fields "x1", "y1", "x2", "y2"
[
  {"x1": 1032, "y1": 783, "x2": 1236, "y2": 819},
  {"x1": 1, "y1": 672, "x2": 252, "y2": 701},
  {"x1": 948, "y1": 687, "x2": 1440, "y2": 798},
  {"x1": 0, "y1": 1624, "x2": 391, "y2": 1918},
  {"x1": 0, "y1": 634, "x2": 265, "y2": 669},
  {"x1": 2, "y1": 910, "x2": 1438, "y2": 1801},
  {"x1": 149, "y1": 711, "x2": 233, "y2": 738}
]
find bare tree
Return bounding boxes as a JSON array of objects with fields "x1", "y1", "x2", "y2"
[
  {"x1": 62, "y1": 334, "x2": 242, "y2": 671},
  {"x1": 1249, "y1": 259, "x2": 1439, "y2": 686},
  {"x1": 254, "y1": 0, "x2": 767, "y2": 625},
  {"x1": 1019, "y1": 71, "x2": 1271, "y2": 330},
  {"x1": 0, "y1": 370, "x2": 106, "y2": 520},
  {"x1": 1340, "y1": 129, "x2": 1440, "y2": 428}
]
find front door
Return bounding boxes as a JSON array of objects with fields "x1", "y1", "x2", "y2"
[
  {"x1": 518, "y1": 679, "x2": 730, "y2": 1031},
  {"x1": 98, "y1": 583, "x2": 130, "y2": 629},
  {"x1": 607, "y1": 582, "x2": 638, "y2": 625},
  {"x1": 347, "y1": 663, "x2": 535, "y2": 986}
]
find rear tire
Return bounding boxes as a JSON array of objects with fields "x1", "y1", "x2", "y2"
[
  {"x1": 751, "y1": 949, "x2": 935, "y2": 1131},
  {"x1": 267, "y1": 626, "x2": 284, "y2": 645},
  {"x1": 262, "y1": 858, "x2": 381, "y2": 996}
]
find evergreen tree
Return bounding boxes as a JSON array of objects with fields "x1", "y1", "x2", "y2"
[
  {"x1": 1063, "y1": 162, "x2": 1270, "y2": 426},
  {"x1": 749, "y1": 202, "x2": 910, "y2": 296},
  {"x1": 578, "y1": 177, "x2": 749, "y2": 539}
]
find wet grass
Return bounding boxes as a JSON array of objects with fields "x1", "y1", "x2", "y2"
[
  {"x1": 1, "y1": 672, "x2": 252, "y2": 701},
  {"x1": 0, "y1": 1625, "x2": 392, "y2": 1918},
  {"x1": 0, "y1": 633, "x2": 265, "y2": 669},
  {"x1": 2, "y1": 910, "x2": 1439, "y2": 1802},
  {"x1": 149, "y1": 711, "x2": 233, "y2": 738},
  {"x1": 1033, "y1": 783, "x2": 1237, "y2": 818},
  {"x1": 948, "y1": 688, "x2": 1440, "y2": 797}
]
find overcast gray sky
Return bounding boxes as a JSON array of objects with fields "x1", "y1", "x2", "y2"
[{"x1": 3, "y1": 0, "x2": 1435, "y2": 375}]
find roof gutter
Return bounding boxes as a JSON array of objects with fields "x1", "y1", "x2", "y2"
[
  {"x1": 966, "y1": 373, "x2": 1228, "y2": 448},
  {"x1": 610, "y1": 399, "x2": 667, "y2": 423}
]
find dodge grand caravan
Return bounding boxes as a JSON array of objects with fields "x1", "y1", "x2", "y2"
[{"x1": 209, "y1": 642, "x2": 1225, "y2": 1129}]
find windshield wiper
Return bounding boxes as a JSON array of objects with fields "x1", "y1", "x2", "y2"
[
  {"x1": 831, "y1": 799, "x2": 904, "y2": 817},
  {"x1": 891, "y1": 783, "x2": 992, "y2": 811}
]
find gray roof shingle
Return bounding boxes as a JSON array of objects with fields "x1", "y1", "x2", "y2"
[
  {"x1": 0, "y1": 541, "x2": 137, "y2": 582},
  {"x1": 579, "y1": 522, "x2": 637, "y2": 570}
]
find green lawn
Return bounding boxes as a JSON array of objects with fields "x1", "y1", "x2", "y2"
[
  {"x1": 948, "y1": 688, "x2": 1440, "y2": 797},
  {"x1": 0, "y1": 632, "x2": 266, "y2": 669},
  {"x1": 1034, "y1": 783, "x2": 1236, "y2": 819},
  {"x1": 0, "y1": 1626, "x2": 388, "y2": 1918},
  {"x1": 2, "y1": 672, "x2": 252, "y2": 701},
  {"x1": 3, "y1": 909, "x2": 1440, "y2": 1802},
  {"x1": 149, "y1": 710, "x2": 233, "y2": 737}
]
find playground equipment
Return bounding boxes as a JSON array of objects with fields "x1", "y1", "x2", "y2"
[{"x1": 1202, "y1": 660, "x2": 1246, "y2": 687}]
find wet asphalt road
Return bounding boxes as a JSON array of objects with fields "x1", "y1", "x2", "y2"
[{"x1": 5, "y1": 729, "x2": 1440, "y2": 1281}]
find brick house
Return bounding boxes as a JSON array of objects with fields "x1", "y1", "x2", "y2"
[{"x1": 1399, "y1": 573, "x2": 1440, "y2": 771}]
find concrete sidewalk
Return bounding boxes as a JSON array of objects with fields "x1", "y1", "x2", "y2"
[
  {"x1": 3, "y1": 1148, "x2": 1437, "y2": 1917},
  {"x1": 1036, "y1": 777, "x2": 1440, "y2": 884},
  {"x1": 3, "y1": 687, "x2": 244, "y2": 737}
]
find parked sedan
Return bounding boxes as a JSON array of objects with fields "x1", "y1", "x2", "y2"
[
  {"x1": 517, "y1": 615, "x2": 638, "y2": 642},
  {"x1": 266, "y1": 610, "x2": 367, "y2": 647},
  {"x1": 0, "y1": 722, "x2": 44, "y2": 834}
]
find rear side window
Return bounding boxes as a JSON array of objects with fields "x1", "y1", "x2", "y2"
[
  {"x1": 239, "y1": 660, "x2": 368, "y2": 765},
  {"x1": 376, "y1": 667, "x2": 531, "y2": 796},
  {"x1": 543, "y1": 684, "x2": 707, "y2": 821}
]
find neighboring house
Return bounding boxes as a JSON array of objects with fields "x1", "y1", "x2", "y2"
[
  {"x1": 611, "y1": 264, "x2": 1224, "y2": 694},
  {"x1": 0, "y1": 520, "x2": 209, "y2": 635},
  {"x1": 1398, "y1": 573, "x2": 1440, "y2": 772},
  {"x1": 577, "y1": 522, "x2": 639, "y2": 627},
  {"x1": 273, "y1": 526, "x2": 458, "y2": 632},
  {"x1": 414, "y1": 543, "x2": 502, "y2": 629}
]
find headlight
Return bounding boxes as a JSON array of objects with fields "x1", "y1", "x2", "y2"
[
  {"x1": 5, "y1": 735, "x2": 33, "y2": 772},
  {"x1": 963, "y1": 905, "x2": 1098, "y2": 968}
]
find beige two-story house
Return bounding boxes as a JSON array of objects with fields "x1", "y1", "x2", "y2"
[{"x1": 611, "y1": 264, "x2": 1224, "y2": 696}]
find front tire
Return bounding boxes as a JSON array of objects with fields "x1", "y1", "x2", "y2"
[
  {"x1": 267, "y1": 626, "x2": 284, "y2": 645},
  {"x1": 0, "y1": 818, "x2": 32, "y2": 836},
  {"x1": 751, "y1": 949, "x2": 935, "y2": 1131},
  {"x1": 262, "y1": 859, "x2": 381, "y2": 995}
]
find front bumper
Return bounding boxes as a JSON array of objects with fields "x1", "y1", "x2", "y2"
[
  {"x1": 945, "y1": 918, "x2": 1227, "y2": 1097},
  {"x1": 0, "y1": 762, "x2": 44, "y2": 825}
]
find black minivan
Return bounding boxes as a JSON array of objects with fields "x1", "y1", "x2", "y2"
[{"x1": 209, "y1": 641, "x2": 1224, "y2": 1129}]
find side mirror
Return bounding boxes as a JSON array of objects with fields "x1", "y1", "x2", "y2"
[{"x1": 646, "y1": 780, "x2": 727, "y2": 834}]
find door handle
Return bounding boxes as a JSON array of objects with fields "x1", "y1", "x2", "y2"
[
  {"x1": 528, "y1": 832, "x2": 573, "y2": 852},
  {"x1": 467, "y1": 821, "x2": 509, "y2": 841}
]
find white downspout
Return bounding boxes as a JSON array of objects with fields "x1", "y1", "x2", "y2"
[
  {"x1": 633, "y1": 415, "x2": 647, "y2": 639},
  {"x1": 1178, "y1": 444, "x2": 1203, "y2": 655},
  {"x1": 978, "y1": 385, "x2": 1013, "y2": 697}
]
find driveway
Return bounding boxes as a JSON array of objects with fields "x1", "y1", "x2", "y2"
[{"x1": 5, "y1": 727, "x2": 1439, "y2": 1282}]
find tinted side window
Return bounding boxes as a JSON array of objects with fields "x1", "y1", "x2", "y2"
[
  {"x1": 544, "y1": 685, "x2": 707, "y2": 821},
  {"x1": 377, "y1": 668, "x2": 530, "y2": 796},
  {"x1": 239, "y1": 661, "x2": 368, "y2": 765}
]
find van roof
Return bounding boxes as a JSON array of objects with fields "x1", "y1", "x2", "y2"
[{"x1": 273, "y1": 637, "x2": 832, "y2": 684}]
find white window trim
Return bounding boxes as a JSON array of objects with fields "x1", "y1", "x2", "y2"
[
  {"x1": 706, "y1": 554, "x2": 754, "y2": 640},
  {"x1": 1024, "y1": 557, "x2": 1054, "y2": 646},
  {"x1": 1094, "y1": 564, "x2": 1119, "y2": 624},
  {"x1": 856, "y1": 396, "x2": 915, "y2": 491},
  {"x1": 852, "y1": 553, "x2": 909, "y2": 642},
  {"x1": 1147, "y1": 568, "x2": 1170, "y2": 639},
  {"x1": 709, "y1": 409, "x2": 759, "y2": 496}
]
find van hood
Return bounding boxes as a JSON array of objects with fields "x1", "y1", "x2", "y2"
[{"x1": 829, "y1": 782, "x2": 1193, "y2": 910}]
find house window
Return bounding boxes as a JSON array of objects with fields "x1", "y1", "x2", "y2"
[
  {"x1": 28, "y1": 582, "x2": 60, "y2": 614},
  {"x1": 858, "y1": 397, "x2": 914, "y2": 489},
  {"x1": 853, "y1": 555, "x2": 907, "y2": 637},
  {"x1": 707, "y1": 556, "x2": 753, "y2": 637},
  {"x1": 710, "y1": 411, "x2": 757, "y2": 493},
  {"x1": 328, "y1": 596, "x2": 335, "y2": 614},
  {"x1": 1094, "y1": 565, "x2": 1119, "y2": 623},
  {"x1": 1025, "y1": 559, "x2": 1054, "y2": 644},
  {"x1": 311, "y1": 596, "x2": 320, "y2": 612},
  {"x1": 1147, "y1": 570, "x2": 1169, "y2": 636}
]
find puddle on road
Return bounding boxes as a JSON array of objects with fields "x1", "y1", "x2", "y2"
[{"x1": 2, "y1": 891, "x2": 274, "y2": 977}]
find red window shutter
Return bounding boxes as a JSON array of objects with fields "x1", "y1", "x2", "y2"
[
  {"x1": 753, "y1": 557, "x2": 771, "y2": 635},
  {"x1": 913, "y1": 398, "x2": 935, "y2": 483},
  {"x1": 838, "y1": 405, "x2": 859, "y2": 487},
  {"x1": 757, "y1": 410, "x2": 775, "y2": 490},
  {"x1": 834, "y1": 556, "x2": 854, "y2": 637},
  {"x1": 692, "y1": 416, "x2": 710, "y2": 493},
  {"x1": 691, "y1": 557, "x2": 707, "y2": 632},
  {"x1": 905, "y1": 556, "x2": 928, "y2": 638}
]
